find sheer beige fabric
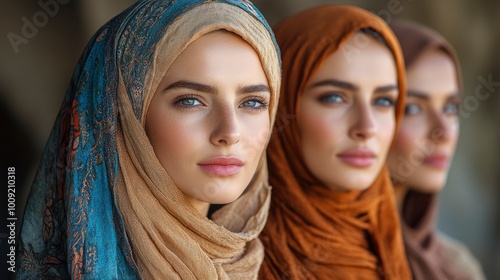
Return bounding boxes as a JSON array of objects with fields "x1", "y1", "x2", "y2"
[{"x1": 114, "y1": 3, "x2": 281, "y2": 279}]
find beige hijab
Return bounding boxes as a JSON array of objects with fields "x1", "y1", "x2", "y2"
[{"x1": 114, "y1": 2, "x2": 281, "y2": 279}]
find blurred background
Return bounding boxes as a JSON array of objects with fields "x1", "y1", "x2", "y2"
[{"x1": 1, "y1": 0, "x2": 498, "y2": 278}]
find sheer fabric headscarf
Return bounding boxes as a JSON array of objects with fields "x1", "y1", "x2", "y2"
[
  {"x1": 17, "y1": 0, "x2": 280, "y2": 279},
  {"x1": 259, "y1": 5, "x2": 411, "y2": 280},
  {"x1": 389, "y1": 19, "x2": 484, "y2": 280}
]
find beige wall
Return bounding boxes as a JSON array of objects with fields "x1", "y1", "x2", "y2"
[{"x1": 1, "y1": 0, "x2": 498, "y2": 278}]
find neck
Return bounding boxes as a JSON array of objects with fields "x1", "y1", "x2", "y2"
[
  {"x1": 393, "y1": 183, "x2": 409, "y2": 214},
  {"x1": 186, "y1": 197, "x2": 210, "y2": 216}
]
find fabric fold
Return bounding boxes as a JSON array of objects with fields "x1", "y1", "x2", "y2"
[
  {"x1": 17, "y1": 1, "x2": 280, "y2": 279},
  {"x1": 389, "y1": 19, "x2": 484, "y2": 280},
  {"x1": 259, "y1": 5, "x2": 411, "y2": 280}
]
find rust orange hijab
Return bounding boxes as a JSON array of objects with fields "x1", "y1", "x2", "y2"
[
  {"x1": 389, "y1": 19, "x2": 484, "y2": 280},
  {"x1": 259, "y1": 6, "x2": 412, "y2": 279}
]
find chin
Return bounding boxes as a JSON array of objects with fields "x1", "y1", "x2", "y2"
[
  {"x1": 411, "y1": 182, "x2": 445, "y2": 193},
  {"x1": 327, "y1": 176, "x2": 377, "y2": 192},
  {"x1": 200, "y1": 180, "x2": 248, "y2": 205},
  {"x1": 405, "y1": 172, "x2": 447, "y2": 193},
  {"x1": 344, "y1": 169, "x2": 381, "y2": 191},
  {"x1": 346, "y1": 178, "x2": 376, "y2": 191},
  {"x1": 208, "y1": 193, "x2": 244, "y2": 205}
]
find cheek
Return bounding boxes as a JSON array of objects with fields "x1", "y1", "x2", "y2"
[
  {"x1": 378, "y1": 115, "x2": 396, "y2": 151},
  {"x1": 240, "y1": 115, "x2": 270, "y2": 157},
  {"x1": 448, "y1": 123, "x2": 460, "y2": 149},
  {"x1": 299, "y1": 109, "x2": 341, "y2": 150},
  {"x1": 392, "y1": 119, "x2": 424, "y2": 157},
  {"x1": 146, "y1": 111, "x2": 200, "y2": 166}
]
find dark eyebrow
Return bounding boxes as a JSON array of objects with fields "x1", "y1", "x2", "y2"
[
  {"x1": 163, "y1": 81, "x2": 269, "y2": 95},
  {"x1": 447, "y1": 92, "x2": 462, "y2": 101},
  {"x1": 163, "y1": 80, "x2": 216, "y2": 94},
  {"x1": 375, "y1": 85, "x2": 398, "y2": 94},
  {"x1": 407, "y1": 90, "x2": 429, "y2": 100},
  {"x1": 310, "y1": 79, "x2": 397, "y2": 95},
  {"x1": 309, "y1": 79, "x2": 357, "y2": 91},
  {"x1": 408, "y1": 90, "x2": 461, "y2": 100},
  {"x1": 239, "y1": 84, "x2": 270, "y2": 94}
]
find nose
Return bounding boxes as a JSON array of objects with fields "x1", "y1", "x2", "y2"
[
  {"x1": 348, "y1": 102, "x2": 376, "y2": 141},
  {"x1": 429, "y1": 110, "x2": 452, "y2": 144},
  {"x1": 210, "y1": 105, "x2": 241, "y2": 146}
]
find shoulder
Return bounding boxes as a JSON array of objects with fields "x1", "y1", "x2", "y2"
[{"x1": 437, "y1": 231, "x2": 486, "y2": 280}]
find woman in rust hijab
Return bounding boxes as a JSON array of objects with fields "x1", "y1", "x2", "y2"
[
  {"x1": 387, "y1": 19, "x2": 485, "y2": 280},
  {"x1": 259, "y1": 5, "x2": 411, "y2": 279}
]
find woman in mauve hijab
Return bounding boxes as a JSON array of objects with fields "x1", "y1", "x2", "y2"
[
  {"x1": 387, "y1": 19, "x2": 486, "y2": 280},
  {"x1": 259, "y1": 5, "x2": 411, "y2": 279},
  {"x1": 16, "y1": 0, "x2": 281, "y2": 278}
]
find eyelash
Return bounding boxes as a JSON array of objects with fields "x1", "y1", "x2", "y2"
[
  {"x1": 443, "y1": 102, "x2": 461, "y2": 117},
  {"x1": 404, "y1": 102, "x2": 461, "y2": 116},
  {"x1": 172, "y1": 94, "x2": 204, "y2": 110},
  {"x1": 317, "y1": 93, "x2": 345, "y2": 104},
  {"x1": 317, "y1": 93, "x2": 396, "y2": 108},
  {"x1": 405, "y1": 103, "x2": 421, "y2": 115},
  {"x1": 172, "y1": 94, "x2": 269, "y2": 111},
  {"x1": 373, "y1": 96, "x2": 396, "y2": 108},
  {"x1": 240, "y1": 96, "x2": 269, "y2": 111}
]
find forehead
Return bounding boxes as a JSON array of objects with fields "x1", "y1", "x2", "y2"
[
  {"x1": 308, "y1": 34, "x2": 397, "y2": 87},
  {"x1": 406, "y1": 49, "x2": 458, "y2": 94},
  {"x1": 162, "y1": 31, "x2": 264, "y2": 77}
]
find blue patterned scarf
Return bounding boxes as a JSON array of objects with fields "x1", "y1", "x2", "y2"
[{"x1": 17, "y1": 1, "x2": 280, "y2": 279}]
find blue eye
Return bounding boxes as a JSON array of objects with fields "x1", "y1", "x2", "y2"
[
  {"x1": 240, "y1": 97, "x2": 269, "y2": 111},
  {"x1": 443, "y1": 102, "x2": 460, "y2": 116},
  {"x1": 242, "y1": 100, "x2": 259, "y2": 107},
  {"x1": 318, "y1": 93, "x2": 344, "y2": 104},
  {"x1": 180, "y1": 98, "x2": 200, "y2": 106},
  {"x1": 173, "y1": 94, "x2": 203, "y2": 109},
  {"x1": 374, "y1": 97, "x2": 394, "y2": 107},
  {"x1": 404, "y1": 103, "x2": 421, "y2": 115}
]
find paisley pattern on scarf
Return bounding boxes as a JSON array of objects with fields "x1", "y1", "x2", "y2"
[{"x1": 16, "y1": 1, "x2": 280, "y2": 279}]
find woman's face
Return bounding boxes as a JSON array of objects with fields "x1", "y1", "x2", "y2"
[
  {"x1": 146, "y1": 31, "x2": 271, "y2": 212},
  {"x1": 299, "y1": 33, "x2": 398, "y2": 192},
  {"x1": 388, "y1": 49, "x2": 460, "y2": 192}
]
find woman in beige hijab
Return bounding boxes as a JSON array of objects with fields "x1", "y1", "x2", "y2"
[
  {"x1": 17, "y1": 0, "x2": 280, "y2": 279},
  {"x1": 388, "y1": 19, "x2": 485, "y2": 280}
]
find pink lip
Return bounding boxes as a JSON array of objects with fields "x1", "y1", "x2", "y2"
[
  {"x1": 423, "y1": 154, "x2": 448, "y2": 169},
  {"x1": 337, "y1": 148, "x2": 376, "y2": 167},
  {"x1": 198, "y1": 156, "x2": 244, "y2": 177}
]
